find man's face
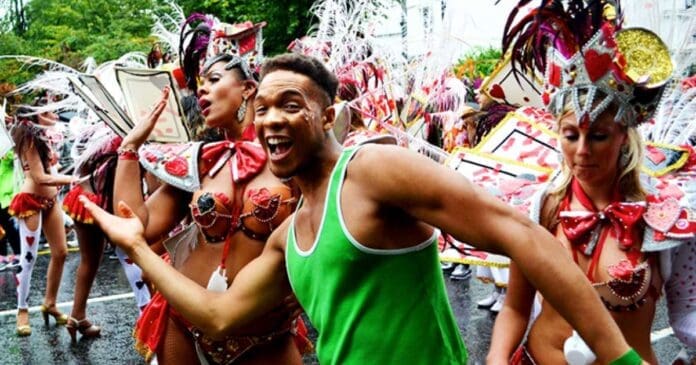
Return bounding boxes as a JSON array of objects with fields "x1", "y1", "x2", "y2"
[{"x1": 253, "y1": 70, "x2": 329, "y2": 178}]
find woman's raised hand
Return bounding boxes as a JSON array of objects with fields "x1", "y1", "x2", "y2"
[
  {"x1": 79, "y1": 196, "x2": 147, "y2": 255},
  {"x1": 120, "y1": 87, "x2": 170, "y2": 149}
]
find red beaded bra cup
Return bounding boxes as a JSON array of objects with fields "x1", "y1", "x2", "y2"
[{"x1": 559, "y1": 178, "x2": 656, "y2": 311}]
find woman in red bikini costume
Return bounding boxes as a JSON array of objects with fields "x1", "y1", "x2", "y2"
[
  {"x1": 62, "y1": 127, "x2": 154, "y2": 343},
  {"x1": 488, "y1": 2, "x2": 696, "y2": 364},
  {"x1": 10, "y1": 99, "x2": 76, "y2": 336},
  {"x1": 111, "y1": 15, "x2": 308, "y2": 365}
]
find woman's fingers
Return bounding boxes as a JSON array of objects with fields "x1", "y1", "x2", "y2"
[
  {"x1": 78, "y1": 195, "x2": 110, "y2": 228},
  {"x1": 117, "y1": 200, "x2": 136, "y2": 218},
  {"x1": 124, "y1": 87, "x2": 171, "y2": 147},
  {"x1": 78, "y1": 196, "x2": 145, "y2": 253},
  {"x1": 147, "y1": 87, "x2": 170, "y2": 125}
]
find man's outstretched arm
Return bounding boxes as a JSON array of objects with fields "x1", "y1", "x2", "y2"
[
  {"x1": 81, "y1": 198, "x2": 294, "y2": 338},
  {"x1": 352, "y1": 144, "x2": 637, "y2": 364}
]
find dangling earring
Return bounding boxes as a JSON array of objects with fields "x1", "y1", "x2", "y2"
[
  {"x1": 619, "y1": 145, "x2": 630, "y2": 168},
  {"x1": 237, "y1": 97, "x2": 247, "y2": 124}
]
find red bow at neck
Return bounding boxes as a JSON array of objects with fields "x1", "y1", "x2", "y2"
[
  {"x1": 200, "y1": 141, "x2": 267, "y2": 183},
  {"x1": 559, "y1": 178, "x2": 645, "y2": 255}
]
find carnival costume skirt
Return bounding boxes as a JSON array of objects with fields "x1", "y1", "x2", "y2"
[{"x1": 9, "y1": 192, "x2": 56, "y2": 218}]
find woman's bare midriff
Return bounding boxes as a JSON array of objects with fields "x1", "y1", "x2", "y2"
[
  {"x1": 21, "y1": 178, "x2": 58, "y2": 198},
  {"x1": 160, "y1": 233, "x2": 300, "y2": 364},
  {"x1": 526, "y1": 282, "x2": 659, "y2": 364}
]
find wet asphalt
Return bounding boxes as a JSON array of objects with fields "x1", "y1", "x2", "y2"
[{"x1": 0, "y1": 250, "x2": 688, "y2": 364}]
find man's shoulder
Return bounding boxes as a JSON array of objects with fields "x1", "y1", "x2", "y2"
[{"x1": 346, "y1": 143, "x2": 411, "y2": 175}]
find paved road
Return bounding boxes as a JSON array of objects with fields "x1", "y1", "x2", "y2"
[{"x1": 0, "y1": 250, "x2": 688, "y2": 364}]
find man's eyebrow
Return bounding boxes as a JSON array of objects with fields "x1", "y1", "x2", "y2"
[{"x1": 256, "y1": 88, "x2": 305, "y2": 101}]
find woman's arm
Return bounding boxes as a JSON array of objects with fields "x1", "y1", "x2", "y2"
[
  {"x1": 112, "y1": 88, "x2": 187, "y2": 240},
  {"x1": 21, "y1": 146, "x2": 74, "y2": 186},
  {"x1": 487, "y1": 262, "x2": 536, "y2": 364}
]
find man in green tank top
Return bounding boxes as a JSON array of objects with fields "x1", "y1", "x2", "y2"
[{"x1": 83, "y1": 54, "x2": 644, "y2": 364}]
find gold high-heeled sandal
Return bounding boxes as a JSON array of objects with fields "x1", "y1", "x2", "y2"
[
  {"x1": 16, "y1": 309, "x2": 31, "y2": 336},
  {"x1": 40, "y1": 304, "x2": 68, "y2": 326},
  {"x1": 66, "y1": 317, "x2": 101, "y2": 343}
]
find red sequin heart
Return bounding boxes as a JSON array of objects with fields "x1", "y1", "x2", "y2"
[
  {"x1": 542, "y1": 92, "x2": 550, "y2": 105},
  {"x1": 26, "y1": 236, "x2": 34, "y2": 246},
  {"x1": 489, "y1": 84, "x2": 506, "y2": 100},
  {"x1": 164, "y1": 156, "x2": 189, "y2": 177},
  {"x1": 584, "y1": 49, "x2": 612, "y2": 82},
  {"x1": 607, "y1": 265, "x2": 647, "y2": 298}
]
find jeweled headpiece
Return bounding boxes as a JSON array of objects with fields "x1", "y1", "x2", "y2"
[
  {"x1": 543, "y1": 23, "x2": 673, "y2": 127},
  {"x1": 179, "y1": 14, "x2": 266, "y2": 92},
  {"x1": 201, "y1": 21, "x2": 266, "y2": 76},
  {"x1": 501, "y1": 0, "x2": 674, "y2": 128}
]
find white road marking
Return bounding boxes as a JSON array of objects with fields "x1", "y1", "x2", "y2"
[
  {"x1": 650, "y1": 327, "x2": 675, "y2": 343},
  {"x1": 0, "y1": 292, "x2": 135, "y2": 317}
]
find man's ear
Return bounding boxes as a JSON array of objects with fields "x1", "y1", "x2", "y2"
[{"x1": 322, "y1": 105, "x2": 336, "y2": 132}]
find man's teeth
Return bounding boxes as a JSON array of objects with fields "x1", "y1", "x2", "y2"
[
  {"x1": 267, "y1": 137, "x2": 291, "y2": 145},
  {"x1": 267, "y1": 137, "x2": 292, "y2": 155}
]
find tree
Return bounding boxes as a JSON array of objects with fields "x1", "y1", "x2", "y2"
[{"x1": 0, "y1": 0, "x2": 316, "y2": 89}]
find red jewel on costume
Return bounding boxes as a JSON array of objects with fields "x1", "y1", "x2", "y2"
[
  {"x1": 549, "y1": 63, "x2": 562, "y2": 87},
  {"x1": 489, "y1": 84, "x2": 506, "y2": 100},
  {"x1": 583, "y1": 49, "x2": 613, "y2": 82},
  {"x1": 247, "y1": 188, "x2": 282, "y2": 222},
  {"x1": 144, "y1": 151, "x2": 159, "y2": 163},
  {"x1": 607, "y1": 259, "x2": 636, "y2": 281},
  {"x1": 542, "y1": 92, "x2": 550, "y2": 105},
  {"x1": 164, "y1": 156, "x2": 189, "y2": 177}
]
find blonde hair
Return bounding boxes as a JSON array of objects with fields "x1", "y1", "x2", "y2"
[{"x1": 543, "y1": 104, "x2": 646, "y2": 229}]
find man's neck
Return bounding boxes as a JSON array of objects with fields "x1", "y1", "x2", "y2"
[{"x1": 294, "y1": 140, "x2": 343, "y2": 205}]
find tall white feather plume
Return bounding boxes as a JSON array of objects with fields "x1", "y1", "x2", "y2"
[
  {"x1": 383, "y1": 0, "x2": 467, "y2": 137},
  {"x1": 0, "y1": 55, "x2": 78, "y2": 74},
  {"x1": 647, "y1": 82, "x2": 696, "y2": 146},
  {"x1": 10, "y1": 61, "x2": 84, "y2": 118},
  {"x1": 71, "y1": 122, "x2": 117, "y2": 176},
  {"x1": 151, "y1": 0, "x2": 186, "y2": 54},
  {"x1": 82, "y1": 57, "x2": 98, "y2": 74},
  {"x1": 637, "y1": 3, "x2": 696, "y2": 148},
  {"x1": 304, "y1": 0, "x2": 397, "y2": 70}
]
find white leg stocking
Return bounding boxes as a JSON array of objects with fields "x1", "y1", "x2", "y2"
[
  {"x1": 16, "y1": 214, "x2": 42, "y2": 309},
  {"x1": 115, "y1": 246, "x2": 151, "y2": 312}
]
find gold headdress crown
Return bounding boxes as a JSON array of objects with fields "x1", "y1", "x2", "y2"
[{"x1": 543, "y1": 23, "x2": 673, "y2": 127}]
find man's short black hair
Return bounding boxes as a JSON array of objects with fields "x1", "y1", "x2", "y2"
[{"x1": 260, "y1": 53, "x2": 338, "y2": 105}]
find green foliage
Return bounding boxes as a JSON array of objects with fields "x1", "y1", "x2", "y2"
[
  {"x1": 453, "y1": 46, "x2": 502, "y2": 81},
  {"x1": 0, "y1": 0, "x2": 316, "y2": 90},
  {"x1": 17, "y1": 0, "x2": 158, "y2": 65}
]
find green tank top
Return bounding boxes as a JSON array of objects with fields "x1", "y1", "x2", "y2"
[{"x1": 286, "y1": 146, "x2": 467, "y2": 365}]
